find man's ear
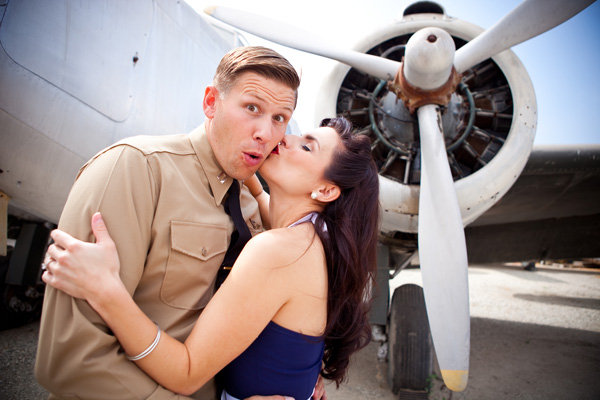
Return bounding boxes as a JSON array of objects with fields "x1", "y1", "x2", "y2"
[
  {"x1": 203, "y1": 86, "x2": 218, "y2": 119},
  {"x1": 314, "y1": 183, "x2": 341, "y2": 203}
]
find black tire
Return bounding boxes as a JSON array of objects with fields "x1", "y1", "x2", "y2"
[{"x1": 387, "y1": 283, "x2": 434, "y2": 394}]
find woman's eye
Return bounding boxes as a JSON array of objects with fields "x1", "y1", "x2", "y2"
[
  {"x1": 302, "y1": 144, "x2": 311, "y2": 152},
  {"x1": 274, "y1": 115, "x2": 285, "y2": 123},
  {"x1": 247, "y1": 104, "x2": 258, "y2": 112}
]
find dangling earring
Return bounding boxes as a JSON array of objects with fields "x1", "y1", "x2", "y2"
[{"x1": 310, "y1": 192, "x2": 318, "y2": 200}]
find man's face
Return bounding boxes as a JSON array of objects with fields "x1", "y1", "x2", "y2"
[{"x1": 204, "y1": 72, "x2": 297, "y2": 180}]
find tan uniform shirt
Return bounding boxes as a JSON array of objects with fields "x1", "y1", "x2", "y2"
[{"x1": 35, "y1": 124, "x2": 263, "y2": 400}]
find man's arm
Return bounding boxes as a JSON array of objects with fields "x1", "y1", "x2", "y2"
[{"x1": 35, "y1": 145, "x2": 188, "y2": 399}]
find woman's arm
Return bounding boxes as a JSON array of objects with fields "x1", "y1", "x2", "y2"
[
  {"x1": 244, "y1": 174, "x2": 270, "y2": 229},
  {"x1": 44, "y1": 213, "x2": 291, "y2": 395}
]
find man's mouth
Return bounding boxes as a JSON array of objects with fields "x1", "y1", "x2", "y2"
[
  {"x1": 243, "y1": 151, "x2": 263, "y2": 167},
  {"x1": 271, "y1": 145, "x2": 279, "y2": 155}
]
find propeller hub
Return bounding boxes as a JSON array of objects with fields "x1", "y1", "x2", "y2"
[
  {"x1": 403, "y1": 27, "x2": 455, "y2": 90},
  {"x1": 391, "y1": 63, "x2": 461, "y2": 114},
  {"x1": 388, "y1": 27, "x2": 461, "y2": 113}
]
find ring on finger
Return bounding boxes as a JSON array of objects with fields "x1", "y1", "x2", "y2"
[{"x1": 43, "y1": 259, "x2": 55, "y2": 272}]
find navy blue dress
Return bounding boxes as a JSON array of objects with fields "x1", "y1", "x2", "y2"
[{"x1": 222, "y1": 321, "x2": 324, "y2": 400}]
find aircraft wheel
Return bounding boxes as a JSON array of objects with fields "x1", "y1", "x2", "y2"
[
  {"x1": 0, "y1": 250, "x2": 44, "y2": 330},
  {"x1": 387, "y1": 283, "x2": 434, "y2": 395}
]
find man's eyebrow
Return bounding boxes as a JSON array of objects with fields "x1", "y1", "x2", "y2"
[{"x1": 245, "y1": 92, "x2": 295, "y2": 113}]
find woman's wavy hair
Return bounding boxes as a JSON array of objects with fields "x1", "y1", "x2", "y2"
[{"x1": 314, "y1": 117, "x2": 380, "y2": 386}]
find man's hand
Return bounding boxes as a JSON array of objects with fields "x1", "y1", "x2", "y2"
[
  {"x1": 312, "y1": 375, "x2": 327, "y2": 400},
  {"x1": 244, "y1": 396, "x2": 294, "y2": 400},
  {"x1": 243, "y1": 374, "x2": 327, "y2": 400}
]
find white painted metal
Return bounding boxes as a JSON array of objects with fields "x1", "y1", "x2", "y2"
[
  {"x1": 454, "y1": 0, "x2": 595, "y2": 73},
  {"x1": 417, "y1": 104, "x2": 470, "y2": 389},
  {"x1": 0, "y1": 0, "x2": 245, "y2": 223},
  {"x1": 206, "y1": 6, "x2": 401, "y2": 81},
  {"x1": 403, "y1": 27, "x2": 455, "y2": 90},
  {"x1": 315, "y1": 15, "x2": 536, "y2": 235}
]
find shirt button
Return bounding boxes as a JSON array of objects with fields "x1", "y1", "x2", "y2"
[{"x1": 202, "y1": 248, "x2": 208, "y2": 257}]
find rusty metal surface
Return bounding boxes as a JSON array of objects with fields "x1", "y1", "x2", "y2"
[{"x1": 390, "y1": 62, "x2": 462, "y2": 113}]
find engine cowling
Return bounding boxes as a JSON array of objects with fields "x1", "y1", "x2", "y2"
[{"x1": 313, "y1": 5, "x2": 536, "y2": 243}]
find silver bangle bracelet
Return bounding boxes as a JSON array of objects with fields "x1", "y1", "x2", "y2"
[{"x1": 127, "y1": 324, "x2": 161, "y2": 361}]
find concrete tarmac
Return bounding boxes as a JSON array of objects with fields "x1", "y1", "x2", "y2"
[{"x1": 1, "y1": 264, "x2": 599, "y2": 399}]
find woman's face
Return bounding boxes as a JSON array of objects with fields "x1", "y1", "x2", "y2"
[{"x1": 259, "y1": 126, "x2": 342, "y2": 196}]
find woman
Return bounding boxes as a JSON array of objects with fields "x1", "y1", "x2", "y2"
[{"x1": 43, "y1": 117, "x2": 380, "y2": 400}]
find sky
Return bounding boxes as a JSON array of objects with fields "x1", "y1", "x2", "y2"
[{"x1": 186, "y1": 0, "x2": 600, "y2": 146}]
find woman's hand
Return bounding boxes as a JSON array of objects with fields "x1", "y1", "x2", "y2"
[
  {"x1": 244, "y1": 174, "x2": 271, "y2": 229},
  {"x1": 42, "y1": 212, "x2": 122, "y2": 304},
  {"x1": 243, "y1": 174, "x2": 264, "y2": 198}
]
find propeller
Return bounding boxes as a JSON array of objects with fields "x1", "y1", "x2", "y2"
[
  {"x1": 417, "y1": 104, "x2": 469, "y2": 391},
  {"x1": 404, "y1": 28, "x2": 470, "y2": 392},
  {"x1": 454, "y1": 0, "x2": 595, "y2": 73},
  {"x1": 205, "y1": 0, "x2": 594, "y2": 392},
  {"x1": 204, "y1": 6, "x2": 400, "y2": 81}
]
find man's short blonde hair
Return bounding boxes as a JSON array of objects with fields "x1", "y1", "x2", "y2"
[{"x1": 213, "y1": 46, "x2": 300, "y2": 107}]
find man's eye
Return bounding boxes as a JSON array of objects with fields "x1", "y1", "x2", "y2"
[
  {"x1": 274, "y1": 115, "x2": 285, "y2": 123},
  {"x1": 247, "y1": 104, "x2": 258, "y2": 112},
  {"x1": 302, "y1": 145, "x2": 311, "y2": 152}
]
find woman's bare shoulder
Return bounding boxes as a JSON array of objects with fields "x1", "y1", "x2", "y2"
[{"x1": 239, "y1": 226, "x2": 317, "y2": 269}]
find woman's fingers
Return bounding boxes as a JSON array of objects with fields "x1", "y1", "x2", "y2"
[
  {"x1": 42, "y1": 266, "x2": 85, "y2": 299},
  {"x1": 41, "y1": 217, "x2": 122, "y2": 302},
  {"x1": 91, "y1": 212, "x2": 114, "y2": 246},
  {"x1": 46, "y1": 243, "x2": 64, "y2": 264},
  {"x1": 42, "y1": 239, "x2": 90, "y2": 299},
  {"x1": 41, "y1": 270, "x2": 53, "y2": 284},
  {"x1": 50, "y1": 228, "x2": 79, "y2": 251}
]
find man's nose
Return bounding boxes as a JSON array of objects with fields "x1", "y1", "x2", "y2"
[{"x1": 252, "y1": 117, "x2": 273, "y2": 144}]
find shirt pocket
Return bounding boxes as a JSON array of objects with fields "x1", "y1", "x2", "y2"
[{"x1": 160, "y1": 220, "x2": 228, "y2": 310}]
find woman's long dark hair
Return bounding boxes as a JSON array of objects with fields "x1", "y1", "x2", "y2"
[{"x1": 315, "y1": 117, "x2": 380, "y2": 386}]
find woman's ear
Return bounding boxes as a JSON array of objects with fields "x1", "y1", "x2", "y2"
[
  {"x1": 203, "y1": 86, "x2": 218, "y2": 119},
  {"x1": 314, "y1": 183, "x2": 341, "y2": 203}
]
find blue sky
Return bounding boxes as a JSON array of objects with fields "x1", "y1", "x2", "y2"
[{"x1": 189, "y1": 0, "x2": 600, "y2": 145}]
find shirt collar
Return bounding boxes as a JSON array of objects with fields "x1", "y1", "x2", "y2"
[{"x1": 189, "y1": 123, "x2": 233, "y2": 207}]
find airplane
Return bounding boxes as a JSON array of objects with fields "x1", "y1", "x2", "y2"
[
  {"x1": 1, "y1": 0, "x2": 599, "y2": 397},
  {"x1": 0, "y1": 0, "x2": 252, "y2": 325},
  {"x1": 203, "y1": 0, "x2": 600, "y2": 393}
]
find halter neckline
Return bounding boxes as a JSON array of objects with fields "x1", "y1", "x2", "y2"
[{"x1": 287, "y1": 212, "x2": 318, "y2": 228}]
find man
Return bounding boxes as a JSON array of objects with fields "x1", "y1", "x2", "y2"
[{"x1": 35, "y1": 46, "x2": 303, "y2": 400}]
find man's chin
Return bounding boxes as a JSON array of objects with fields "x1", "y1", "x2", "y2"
[{"x1": 232, "y1": 167, "x2": 261, "y2": 181}]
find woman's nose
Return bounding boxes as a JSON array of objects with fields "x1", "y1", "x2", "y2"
[{"x1": 281, "y1": 134, "x2": 299, "y2": 148}]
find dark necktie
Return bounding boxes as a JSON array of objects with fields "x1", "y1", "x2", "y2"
[{"x1": 215, "y1": 180, "x2": 252, "y2": 290}]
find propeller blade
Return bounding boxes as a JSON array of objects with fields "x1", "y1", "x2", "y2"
[
  {"x1": 454, "y1": 0, "x2": 594, "y2": 73},
  {"x1": 417, "y1": 104, "x2": 470, "y2": 392},
  {"x1": 204, "y1": 6, "x2": 400, "y2": 81}
]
